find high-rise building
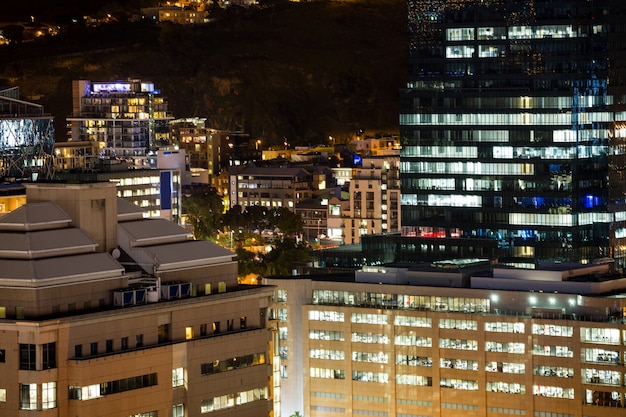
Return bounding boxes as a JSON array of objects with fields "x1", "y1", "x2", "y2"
[
  {"x1": 0, "y1": 86, "x2": 55, "y2": 181},
  {"x1": 399, "y1": 0, "x2": 626, "y2": 268},
  {"x1": 0, "y1": 182, "x2": 277, "y2": 416},
  {"x1": 67, "y1": 79, "x2": 174, "y2": 166}
]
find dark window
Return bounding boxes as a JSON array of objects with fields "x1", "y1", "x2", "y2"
[
  {"x1": 0, "y1": 349, "x2": 5, "y2": 363},
  {"x1": 200, "y1": 324, "x2": 207, "y2": 336},
  {"x1": 90, "y1": 342, "x2": 98, "y2": 356},
  {"x1": 68, "y1": 386, "x2": 81, "y2": 400},
  {"x1": 42, "y1": 342, "x2": 56, "y2": 369},
  {"x1": 136, "y1": 334, "x2": 143, "y2": 348},
  {"x1": 98, "y1": 373, "x2": 158, "y2": 396},
  {"x1": 75, "y1": 344, "x2": 82, "y2": 358},
  {"x1": 106, "y1": 339, "x2": 113, "y2": 353},
  {"x1": 19, "y1": 344, "x2": 36, "y2": 370},
  {"x1": 121, "y1": 337, "x2": 129, "y2": 350},
  {"x1": 158, "y1": 324, "x2": 169, "y2": 343}
]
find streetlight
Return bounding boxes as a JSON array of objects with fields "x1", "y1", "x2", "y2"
[{"x1": 256, "y1": 139, "x2": 261, "y2": 150}]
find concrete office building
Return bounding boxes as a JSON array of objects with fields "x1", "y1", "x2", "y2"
[
  {"x1": 399, "y1": 0, "x2": 626, "y2": 267},
  {"x1": 0, "y1": 182, "x2": 277, "y2": 416},
  {"x1": 265, "y1": 260, "x2": 626, "y2": 417}
]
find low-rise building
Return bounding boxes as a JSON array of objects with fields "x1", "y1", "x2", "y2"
[
  {"x1": 142, "y1": 7, "x2": 208, "y2": 24},
  {"x1": 228, "y1": 163, "x2": 332, "y2": 212}
]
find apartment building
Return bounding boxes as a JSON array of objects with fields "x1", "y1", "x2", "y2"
[
  {"x1": 66, "y1": 79, "x2": 174, "y2": 166},
  {"x1": 170, "y1": 118, "x2": 225, "y2": 176},
  {"x1": 0, "y1": 182, "x2": 277, "y2": 416},
  {"x1": 228, "y1": 164, "x2": 332, "y2": 211},
  {"x1": 266, "y1": 261, "x2": 626, "y2": 417},
  {"x1": 343, "y1": 154, "x2": 401, "y2": 245}
]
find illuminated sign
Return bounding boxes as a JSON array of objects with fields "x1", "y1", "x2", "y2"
[
  {"x1": 353, "y1": 154, "x2": 362, "y2": 166},
  {"x1": 92, "y1": 83, "x2": 132, "y2": 93}
]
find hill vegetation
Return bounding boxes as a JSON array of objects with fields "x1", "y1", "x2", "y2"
[{"x1": 0, "y1": 0, "x2": 407, "y2": 147}]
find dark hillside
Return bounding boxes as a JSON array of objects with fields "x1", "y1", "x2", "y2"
[{"x1": 0, "y1": 0, "x2": 407, "y2": 146}]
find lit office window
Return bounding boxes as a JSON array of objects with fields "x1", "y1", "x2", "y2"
[
  {"x1": 486, "y1": 341, "x2": 525, "y2": 354},
  {"x1": 352, "y1": 371, "x2": 388, "y2": 383},
  {"x1": 439, "y1": 319, "x2": 477, "y2": 330},
  {"x1": 172, "y1": 367, "x2": 184, "y2": 387},
  {"x1": 395, "y1": 335, "x2": 431, "y2": 347},
  {"x1": 580, "y1": 327, "x2": 620, "y2": 344},
  {"x1": 394, "y1": 316, "x2": 431, "y2": 327},
  {"x1": 354, "y1": 333, "x2": 389, "y2": 344},
  {"x1": 440, "y1": 339, "x2": 477, "y2": 351},
  {"x1": 310, "y1": 349, "x2": 345, "y2": 361},
  {"x1": 441, "y1": 358, "x2": 478, "y2": 371},
  {"x1": 533, "y1": 385, "x2": 574, "y2": 399},
  {"x1": 278, "y1": 308, "x2": 288, "y2": 322},
  {"x1": 200, "y1": 387, "x2": 268, "y2": 414},
  {"x1": 485, "y1": 322, "x2": 524, "y2": 333},
  {"x1": 42, "y1": 382, "x2": 56, "y2": 409},
  {"x1": 533, "y1": 365, "x2": 573, "y2": 378},
  {"x1": 397, "y1": 355, "x2": 431, "y2": 367},
  {"x1": 485, "y1": 362, "x2": 525, "y2": 374},
  {"x1": 487, "y1": 382, "x2": 525, "y2": 394},
  {"x1": 309, "y1": 329, "x2": 343, "y2": 341},
  {"x1": 582, "y1": 369, "x2": 620, "y2": 386},
  {"x1": 172, "y1": 404, "x2": 184, "y2": 417},
  {"x1": 19, "y1": 383, "x2": 37, "y2": 410},
  {"x1": 440, "y1": 378, "x2": 478, "y2": 390},
  {"x1": 351, "y1": 313, "x2": 388, "y2": 325},
  {"x1": 397, "y1": 375, "x2": 432, "y2": 386},
  {"x1": 309, "y1": 310, "x2": 344, "y2": 322},
  {"x1": 352, "y1": 351, "x2": 388, "y2": 364},
  {"x1": 532, "y1": 324, "x2": 573, "y2": 337},
  {"x1": 533, "y1": 344, "x2": 573, "y2": 358},
  {"x1": 310, "y1": 368, "x2": 345, "y2": 380}
]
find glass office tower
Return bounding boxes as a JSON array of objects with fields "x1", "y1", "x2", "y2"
[{"x1": 399, "y1": 0, "x2": 626, "y2": 267}]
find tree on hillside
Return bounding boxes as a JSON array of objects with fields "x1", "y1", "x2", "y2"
[{"x1": 183, "y1": 189, "x2": 224, "y2": 240}]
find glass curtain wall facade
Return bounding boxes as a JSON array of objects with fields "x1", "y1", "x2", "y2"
[{"x1": 400, "y1": 0, "x2": 626, "y2": 267}]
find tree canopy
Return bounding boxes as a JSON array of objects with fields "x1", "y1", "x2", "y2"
[{"x1": 182, "y1": 189, "x2": 225, "y2": 240}]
